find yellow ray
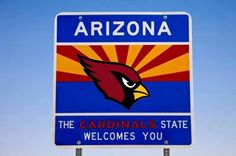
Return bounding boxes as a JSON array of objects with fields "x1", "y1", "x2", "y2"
[
  {"x1": 57, "y1": 54, "x2": 86, "y2": 75},
  {"x1": 126, "y1": 45, "x2": 143, "y2": 66},
  {"x1": 102, "y1": 45, "x2": 118, "y2": 62},
  {"x1": 135, "y1": 45, "x2": 171, "y2": 71},
  {"x1": 73, "y1": 45, "x2": 102, "y2": 61},
  {"x1": 140, "y1": 53, "x2": 189, "y2": 78}
]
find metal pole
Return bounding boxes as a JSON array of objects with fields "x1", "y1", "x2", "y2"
[
  {"x1": 76, "y1": 148, "x2": 82, "y2": 156},
  {"x1": 163, "y1": 148, "x2": 170, "y2": 156}
]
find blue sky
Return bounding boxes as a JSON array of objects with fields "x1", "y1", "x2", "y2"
[{"x1": 0, "y1": 0, "x2": 236, "y2": 156}]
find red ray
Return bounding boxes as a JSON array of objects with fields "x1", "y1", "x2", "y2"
[
  {"x1": 90, "y1": 45, "x2": 110, "y2": 62},
  {"x1": 138, "y1": 45, "x2": 189, "y2": 74},
  {"x1": 142, "y1": 71, "x2": 189, "y2": 82},
  {"x1": 57, "y1": 45, "x2": 86, "y2": 62},
  {"x1": 131, "y1": 45, "x2": 155, "y2": 68},
  {"x1": 57, "y1": 71, "x2": 91, "y2": 82},
  {"x1": 115, "y1": 45, "x2": 129, "y2": 64}
]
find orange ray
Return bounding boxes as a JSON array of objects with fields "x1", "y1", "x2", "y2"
[
  {"x1": 73, "y1": 45, "x2": 102, "y2": 61},
  {"x1": 126, "y1": 45, "x2": 143, "y2": 66},
  {"x1": 135, "y1": 45, "x2": 171, "y2": 71},
  {"x1": 102, "y1": 45, "x2": 118, "y2": 62},
  {"x1": 142, "y1": 71, "x2": 189, "y2": 81},
  {"x1": 56, "y1": 54, "x2": 86, "y2": 76},
  {"x1": 140, "y1": 53, "x2": 189, "y2": 78},
  {"x1": 90, "y1": 45, "x2": 110, "y2": 62}
]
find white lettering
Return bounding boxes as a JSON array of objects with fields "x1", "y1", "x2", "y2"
[
  {"x1": 106, "y1": 21, "x2": 110, "y2": 36},
  {"x1": 74, "y1": 21, "x2": 88, "y2": 36},
  {"x1": 142, "y1": 132, "x2": 149, "y2": 140},
  {"x1": 143, "y1": 21, "x2": 154, "y2": 35},
  {"x1": 74, "y1": 20, "x2": 172, "y2": 37},
  {"x1": 91, "y1": 21, "x2": 103, "y2": 36},
  {"x1": 84, "y1": 132, "x2": 91, "y2": 140},
  {"x1": 83, "y1": 132, "x2": 136, "y2": 141},
  {"x1": 113, "y1": 21, "x2": 124, "y2": 36},
  {"x1": 161, "y1": 120, "x2": 188, "y2": 129},
  {"x1": 58, "y1": 120, "x2": 74, "y2": 129},
  {"x1": 157, "y1": 21, "x2": 172, "y2": 36},
  {"x1": 142, "y1": 132, "x2": 163, "y2": 140},
  {"x1": 127, "y1": 21, "x2": 139, "y2": 36}
]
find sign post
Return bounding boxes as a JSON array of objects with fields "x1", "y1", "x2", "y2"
[
  {"x1": 53, "y1": 12, "x2": 193, "y2": 151},
  {"x1": 164, "y1": 148, "x2": 170, "y2": 156},
  {"x1": 76, "y1": 148, "x2": 82, "y2": 156}
]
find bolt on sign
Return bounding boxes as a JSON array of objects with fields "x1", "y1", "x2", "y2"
[{"x1": 53, "y1": 12, "x2": 194, "y2": 147}]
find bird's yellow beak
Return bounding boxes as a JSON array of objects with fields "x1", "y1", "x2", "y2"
[{"x1": 133, "y1": 84, "x2": 149, "y2": 100}]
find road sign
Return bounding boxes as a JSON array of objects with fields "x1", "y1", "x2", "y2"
[{"x1": 53, "y1": 12, "x2": 194, "y2": 147}]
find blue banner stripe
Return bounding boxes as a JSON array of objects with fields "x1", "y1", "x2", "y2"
[
  {"x1": 56, "y1": 14, "x2": 189, "y2": 42},
  {"x1": 55, "y1": 82, "x2": 191, "y2": 113},
  {"x1": 55, "y1": 116, "x2": 192, "y2": 145}
]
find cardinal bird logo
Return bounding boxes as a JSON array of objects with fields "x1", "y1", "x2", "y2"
[{"x1": 77, "y1": 55, "x2": 149, "y2": 109}]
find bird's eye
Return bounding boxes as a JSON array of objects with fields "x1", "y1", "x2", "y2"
[{"x1": 122, "y1": 77, "x2": 136, "y2": 88}]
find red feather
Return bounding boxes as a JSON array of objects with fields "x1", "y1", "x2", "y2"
[{"x1": 78, "y1": 55, "x2": 141, "y2": 104}]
